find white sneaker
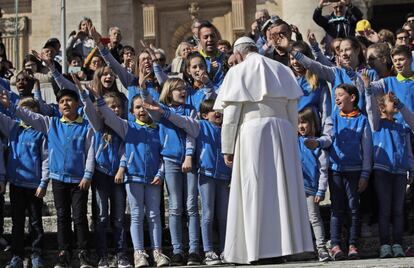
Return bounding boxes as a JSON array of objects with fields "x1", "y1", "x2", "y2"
[
  {"x1": 153, "y1": 249, "x2": 170, "y2": 267},
  {"x1": 134, "y1": 250, "x2": 149, "y2": 268}
]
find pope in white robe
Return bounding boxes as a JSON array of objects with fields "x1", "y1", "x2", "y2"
[{"x1": 214, "y1": 37, "x2": 314, "y2": 264}]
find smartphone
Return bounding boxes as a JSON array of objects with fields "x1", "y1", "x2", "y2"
[
  {"x1": 68, "y1": 66, "x2": 82, "y2": 74},
  {"x1": 100, "y1": 37, "x2": 110, "y2": 46}
]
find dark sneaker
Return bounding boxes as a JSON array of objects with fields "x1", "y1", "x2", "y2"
[
  {"x1": 54, "y1": 251, "x2": 71, "y2": 268},
  {"x1": 31, "y1": 253, "x2": 45, "y2": 268},
  {"x1": 318, "y1": 248, "x2": 330, "y2": 262},
  {"x1": 78, "y1": 250, "x2": 93, "y2": 268},
  {"x1": 329, "y1": 245, "x2": 346, "y2": 261},
  {"x1": 379, "y1": 244, "x2": 393, "y2": 258},
  {"x1": 348, "y1": 245, "x2": 360, "y2": 260},
  {"x1": 98, "y1": 257, "x2": 110, "y2": 268},
  {"x1": 392, "y1": 244, "x2": 405, "y2": 257},
  {"x1": 6, "y1": 256, "x2": 23, "y2": 268},
  {"x1": 170, "y1": 253, "x2": 185, "y2": 266},
  {"x1": 187, "y1": 252, "x2": 201, "y2": 266},
  {"x1": 204, "y1": 251, "x2": 221, "y2": 265},
  {"x1": 117, "y1": 254, "x2": 132, "y2": 268}
]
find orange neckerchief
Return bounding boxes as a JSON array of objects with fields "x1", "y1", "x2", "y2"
[
  {"x1": 340, "y1": 109, "x2": 360, "y2": 118},
  {"x1": 193, "y1": 80, "x2": 203, "y2": 89}
]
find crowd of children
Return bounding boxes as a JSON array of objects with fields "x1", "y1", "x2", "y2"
[{"x1": 0, "y1": 2, "x2": 414, "y2": 268}]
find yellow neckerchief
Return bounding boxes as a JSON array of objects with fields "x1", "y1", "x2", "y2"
[
  {"x1": 340, "y1": 109, "x2": 360, "y2": 118},
  {"x1": 396, "y1": 72, "x2": 414, "y2": 82},
  {"x1": 19, "y1": 121, "x2": 32, "y2": 129},
  {"x1": 198, "y1": 48, "x2": 221, "y2": 60},
  {"x1": 60, "y1": 115, "x2": 83, "y2": 124},
  {"x1": 135, "y1": 118, "x2": 157, "y2": 129}
]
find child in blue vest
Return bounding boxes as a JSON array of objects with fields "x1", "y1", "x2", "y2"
[
  {"x1": 141, "y1": 78, "x2": 201, "y2": 266},
  {"x1": 287, "y1": 37, "x2": 378, "y2": 113},
  {"x1": 289, "y1": 41, "x2": 331, "y2": 127},
  {"x1": 184, "y1": 52, "x2": 217, "y2": 112},
  {"x1": 71, "y1": 75, "x2": 131, "y2": 268},
  {"x1": 366, "y1": 45, "x2": 414, "y2": 125},
  {"x1": 297, "y1": 107, "x2": 331, "y2": 262},
  {"x1": 363, "y1": 71, "x2": 414, "y2": 258},
  {"x1": 153, "y1": 99, "x2": 231, "y2": 264},
  {"x1": 0, "y1": 97, "x2": 48, "y2": 268},
  {"x1": 327, "y1": 83, "x2": 372, "y2": 260},
  {"x1": 90, "y1": 91, "x2": 170, "y2": 268},
  {"x1": 0, "y1": 89, "x2": 95, "y2": 268}
]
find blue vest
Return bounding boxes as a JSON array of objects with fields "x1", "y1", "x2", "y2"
[
  {"x1": 159, "y1": 104, "x2": 195, "y2": 163},
  {"x1": 372, "y1": 119, "x2": 411, "y2": 174},
  {"x1": 124, "y1": 122, "x2": 161, "y2": 184},
  {"x1": 94, "y1": 130, "x2": 123, "y2": 176},
  {"x1": 298, "y1": 136, "x2": 320, "y2": 196},
  {"x1": 196, "y1": 121, "x2": 231, "y2": 180},
  {"x1": 186, "y1": 86, "x2": 212, "y2": 113},
  {"x1": 7, "y1": 124, "x2": 45, "y2": 188},
  {"x1": 330, "y1": 110, "x2": 368, "y2": 172},
  {"x1": 48, "y1": 117, "x2": 91, "y2": 183},
  {"x1": 382, "y1": 77, "x2": 414, "y2": 124}
]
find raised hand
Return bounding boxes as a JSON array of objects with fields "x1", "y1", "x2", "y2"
[
  {"x1": 364, "y1": 29, "x2": 380, "y2": 44},
  {"x1": 388, "y1": 91, "x2": 401, "y2": 108},
  {"x1": 32, "y1": 49, "x2": 53, "y2": 67},
  {"x1": 361, "y1": 69, "x2": 371, "y2": 88},
  {"x1": 273, "y1": 33, "x2": 290, "y2": 52},
  {"x1": 142, "y1": 101, "x2": 164, "y2": 115},
  {"x1": 89, "y1": 26, "x2": 102, "y2": 45},
  {"x1": 318, "y1": 0, "x2": 331, "y2": 8},
  {"x1": 307, "y1": 30, "x2": 318, "y2": 46},
  {"x1": 140, "y1": 40, "x2": 158, "y2": 62},
  {"x1": 0, "y1": 90, "x2": 11, "y2": 108}
]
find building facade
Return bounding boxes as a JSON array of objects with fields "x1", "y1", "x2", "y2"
[{"x1": 0, "y1": 0, "x2": 413, "y2": 68}]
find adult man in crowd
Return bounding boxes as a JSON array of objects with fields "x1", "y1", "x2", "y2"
[{"x1": 108, "y1": 26, "x2": 123, "y2": 63}]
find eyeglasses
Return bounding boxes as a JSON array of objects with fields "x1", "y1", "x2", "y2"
[{"x1": 397, "y1": 35, "x2": 409, "y2": 40}]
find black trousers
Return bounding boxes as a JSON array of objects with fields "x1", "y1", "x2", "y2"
[
  {"x1": 52, "y1": 180, "x2": 89, "y2": 251},
  {"x1": 9, "y1": 184, "x2": 44, "y2": 257}
]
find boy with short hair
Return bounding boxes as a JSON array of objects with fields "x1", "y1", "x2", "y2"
[{"x1": 0, "y1": 88, "x2": 95, "y2": 268}]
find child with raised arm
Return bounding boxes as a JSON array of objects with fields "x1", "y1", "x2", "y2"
[
  {"x1": 0, "y1": 89, "x2": 95, "y2": 268},
  {"x1": 71, "y1": 75, "x2": 131, "y2": 268},
  {"x1": 363, "y1": 71, "x2": 414, "y2": 258},
  {"x1": 0, "y1": 96, "x2": 48, "y2": 268},
  {"x1": 141, "y1": 78, "x2": 201, "y2": 266},
  {"x1": 78, "y1": 79, "x2": 170, "y2": 267}
]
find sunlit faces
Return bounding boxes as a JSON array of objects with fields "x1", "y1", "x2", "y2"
[
  {"x1": 396, "y1": 32, "x2": 410, "y2": 46},
  {"x1": 335, "y1": 87, "x2": 356, "y2": 113},
  {"x1": 42, "y1": 47, "x2": 56, "y2": 59},
  {"x1": 80, "y1": 20, "x2": 89, "y2": 33},
  {"x1": 70, "y1": 56, "x2": 82, "y2": 67},
  {"x1": 109, "y1": 29, "x2": 122, "y2": 44},
  {"x1": 139, "y1": 52, "x2": 152, "y2": 74},
  {"x1": 289, "y1": 53, "x2": 306, "y2": 75},
  {"x1": 366, "y1": 47, "x2": 383, "y2": 70},
  {"x1": 269, "y1": 24, "x2": 291, "y2": 44},
  {"x1": 187, "y1": 57, "x2": 207, "y2": 82},
  {"x1": 105, "y1": 96, "x2": 123, "y2": 117},
  {"x1": 131, "y1": 97, "x2": 150, "y2": 123},
  {"x1": 170, "y1": 82, "x2": 187, "y2": 105},
  {"x1": 202, "y1": 110, "x2": 223, "y2": 126},
  {"x1": 199, "y1": 27, "x2": 218, "y2": 53},
  {"x1": 24, "y1": 61, "x2": 38, "y2": 73},
  {"x1": 90, "y1": 56, "x2": 104, "y2": 71},
  {"x1": 180, "y1": 43, "x2": 193, "y2": 59},
  {"x1": 331, "y1": 2, "x2": 345, "y2": 17},
  {"x1": 392, "y1": 53, "x2": 412, "y2": 74},
  {"x1": 15, "y1": 73, "x2": 29, "y2": 91},
  {"x1": 298, "y1": 119, "x2": 312, "y2": 137},
  {"x1": 332, "y1": 39, "x2": 342, "y2": 56},
  {"x1": 339, "y1": 40, "x2": 359, "y2": 69},
  {"x1": 58, "y1": 95, "x2": 79, "y2": 119},
  {"x1": 381, "y1": 94, "x2": 398, "y2": 116},
  {"x1": 100, "y1": 67, "x2": 115, "y2": 89}
]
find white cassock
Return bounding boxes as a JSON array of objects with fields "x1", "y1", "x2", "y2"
[{"x1": 214, "y1": 52, "x2": 314, "y2": 264}]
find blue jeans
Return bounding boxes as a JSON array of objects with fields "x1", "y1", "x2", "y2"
[
  {"x1": 125, "y1": 182, "x2": 162, "y2": 250},
  {"x1": 164, "y1": 160, "x2": 200, "y2": 254},
  {"x1": 374, "y1": 170, "x2": 406, "y2": 245},
  {"x1": 198, "y1": 174, "x2": 229, "y2": 253},
  {"x1": 329, "y1": 171, "x2": 361, "y2": 247},
  {"x1": 92, "y1": 170, "x2": 127, "y2": 258}
]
